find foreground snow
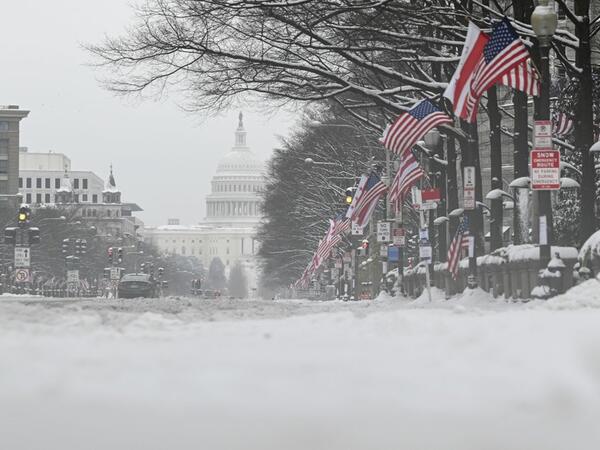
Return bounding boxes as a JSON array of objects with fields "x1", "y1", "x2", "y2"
[{"x1": 1, "y1": 284, "x2": 600, "y2": 450}]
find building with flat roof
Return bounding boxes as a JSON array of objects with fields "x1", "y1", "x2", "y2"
[{"x1": 0, "y1": 105, "x2": 29, "y2": 207}]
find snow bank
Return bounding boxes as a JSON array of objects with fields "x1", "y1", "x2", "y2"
[{"x1": 545, "y1": 278, "x2": 600, "y2": 309}]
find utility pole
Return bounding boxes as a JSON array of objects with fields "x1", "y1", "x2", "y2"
[{"x1": 487, "y1": 86, "x2": 504, "y2": 251}]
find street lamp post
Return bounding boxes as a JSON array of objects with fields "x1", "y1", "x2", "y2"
[{"x1": 531, "y1": 0, "x2": 558, "y2": 267}]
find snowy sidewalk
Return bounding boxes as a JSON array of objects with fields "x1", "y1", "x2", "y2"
[{"x1": 1, "y1": 284, "x2": 600, "y2": 450}]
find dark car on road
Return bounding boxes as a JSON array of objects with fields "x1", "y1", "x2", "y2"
[{"x1": 118, "y1": 273, "x2": 157, "y2": 298}]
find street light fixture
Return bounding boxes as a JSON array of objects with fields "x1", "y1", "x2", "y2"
[
  {"x1": 433, "y1": 216, "x2": 449, "y2": 226},
  {"x1": 590, "y1": 140, "x2": 600, "y2": 153},
  {"x1": 485, "y1": 188, "x2": 516, "y2": 202},
  {"x1": 560, "y1": 177, "x2": 581, "y2": 189},
  {"x1": 509, "y1": 177, "x2": 531, "y2": 189}
]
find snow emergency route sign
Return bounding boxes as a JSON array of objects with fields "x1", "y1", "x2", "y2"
[{"x1": 531, "y1": 149, "x2": 560, "y2": 190}]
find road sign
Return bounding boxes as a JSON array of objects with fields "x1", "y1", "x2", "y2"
[
  {"x1": 342, "y1": 252, "x2": 352, "y2": 263},
  {"x1": 531, "y1": 149, "x2": 560, "y2": 190},
  {"x1": 334, "y1": 260, "x2": 343, "y2": 269},
  {"x1": 14, "y1": 247, "x2": 30, "y2": 268},
  {"x1": 419, "y1": 228, "x2": 429, "y2": 240},
  {"x1": 420, "y1": 202, "x2": 438, "y2": 210},
  {"x1": 15, "y1": 268, "x2": 30, "y2": 284},
  {"x1": 380, "y1": 245, "x2": 388, "y2": 257},
  {"x1": 110, "y1": 267, "x2": 121, "y2": 281},
  {"x1": 351, "y1": 221, "x2": 364, "y2": 235},
  {"x1": 534, "y1": 120, "x2": 553, "y2": 149},
  {"x1": 419, "y1": 244, "x2": 432, "y2": 264},
  {"x1": 411, "y1": 186, "x2": 422, "y2": 209},
  {"x1": 392, "y1": 228, "x2": 406, "y2": 246},
  {"x1": 464, "y1": 166, "x2": 476, "y2": 210},
  {"x1": 377, "y1": 222, "x2": 391, "y2": 242},
  {"x1": 388, "y1": 246, "x2": 400, "y2": 263},
  {"x1": 67, "y1": 270, "x2": 79, "y2": 284}
]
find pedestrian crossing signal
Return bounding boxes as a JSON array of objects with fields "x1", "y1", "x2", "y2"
[{"x1": 345, "y1": 187, "x2": 355, "y2": 205}]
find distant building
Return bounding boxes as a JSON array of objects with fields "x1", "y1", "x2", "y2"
[
  {"x1": 0, "y1": 105, "x2": 29, "y2": 207},
  {"x1": 19, "y1": 149, "x2": 104, "y2": 205},
  {"x1": 143, "y1": 113, "x2": 264, "y2": 290}
]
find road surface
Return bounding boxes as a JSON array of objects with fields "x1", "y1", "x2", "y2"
[{"x1": 1, "y1": 287, "x2": 600, "y2": 450}]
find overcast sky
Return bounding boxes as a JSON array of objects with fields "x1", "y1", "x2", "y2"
[{"x1": 1, "y1": 0, "x2": 297, "y2": 226}]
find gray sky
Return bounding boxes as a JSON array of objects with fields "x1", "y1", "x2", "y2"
[{"x1": 1, "y1": 0, "x2": 297, "y2": 226}]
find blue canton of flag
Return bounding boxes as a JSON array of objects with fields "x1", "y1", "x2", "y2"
[
  {"x1": 484, "y1": 19, "x2": 520, "y2": 63},
  {"x1": 408, "y1": 99, "x2": 442, "y2": 120}
]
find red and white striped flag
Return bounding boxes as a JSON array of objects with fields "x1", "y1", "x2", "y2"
[
  {"x1": 444, "y1": 22, "x2": 489, "y2": 119},
  {"x1": 464, "y1": 19, "x2": 533, "y2": 122},
  {"x1": 381, "y1": 99, "x2": 453, "y2": 157},
  {"x1": 389, "y1": 152, "x2": 424, "y2": 205},
  {"x1": 499, "y1": 58, "x2": 540, "y2": 96},
  {"x1": 448, "y1": 217, "x2": 470, "y2": 280}
]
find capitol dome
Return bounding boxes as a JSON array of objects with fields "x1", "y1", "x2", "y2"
[{"x1": 204, "y1": 113, "x2": 266, "y2": 227}]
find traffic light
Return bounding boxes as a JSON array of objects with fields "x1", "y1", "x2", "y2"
[
  {"x1": 80, "y1": 239, "x2": 87, "y2": 255},
  {"x1": 4, "y1": 227, "x2": 16, "y2": 246},
  {"x1": 28, "y1": 227, "x2": 40, "y2": 245},
  {"x1": 18, "y1": 206, "x2": 30, "y2": 227},
  {"x1": 157, "y1": 267, "x2": 164, "y2": 278},
  {"x1": 108, "y1": 247, "x2": 114, "y2": 264},
  {"x1": 117, "y1": 247, "x2": 123, "y2": 263},
  {"x1": 345, "y1": 187, "x2": 355, "y2": 205},
  {"x1": 62, "y1": 238, "x2": 71, "y2": 254}
]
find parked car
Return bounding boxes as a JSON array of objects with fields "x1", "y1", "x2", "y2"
[{"x1": 118, "y1": 273, "x2": 157, "y2": 298}]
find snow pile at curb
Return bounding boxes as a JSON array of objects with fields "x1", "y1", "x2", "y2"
[{"x1": 545, "y1": 278, "x2": 600, "y2": 309}]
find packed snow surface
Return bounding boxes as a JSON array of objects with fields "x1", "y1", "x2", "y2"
[{"x1": 2, "y1": 287, "x2": 600, "y2": 450}]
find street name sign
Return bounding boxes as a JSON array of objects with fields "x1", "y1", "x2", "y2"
[
  {"x1": 531, "y1": 149, "x2": 560, "y2": 190},
  {"x1": 14, "y1": 247, "x2": 31, "y2": 268},
  {"x1": 421, "y1": 188, "x2": 441, "y2": 211}
]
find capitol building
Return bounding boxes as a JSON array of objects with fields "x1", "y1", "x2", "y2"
[{"x1": 143, "y1": 114, "x2": 265, "y2": 287}]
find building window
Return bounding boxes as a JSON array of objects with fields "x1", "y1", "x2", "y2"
[
  {"x1": 73, "y1": 179, "x2": 79, "y2": 189},
  {"x1": 55, "y1": 178, "x2": 61, "y2": 189},
  {"x1": 36, "y1": 178, "x2": 42, "y2": 188},
  {"x1": 82, "y1": 194, "x2": 88, "y2": 202},
  {"x1": 26, "y1": 178, "x2": 32, "y2": 188},
  {"x1": 226, "y1": 248, "x2": 230, "y2": 255},
  {"x1": 0, "y1": 122, "x2": 8, "y2": 132},
  {"x1": 18, "y1": 177, "x2": 22, "y2": 188},
  {"x1": 45, "y1": 193, "x2": 51, "y2": 203},
  {"x1": 26, "y1": 193, "x2": 31, "y2": 203},
  {"x1": 83, "y1": 179, "x2": 88, "y2": 189},
  {"x1": 92, "y1": 194, "x2": 98, "y2": 203},
  {"x1": 74, "y1": 194, "x2": 79, "y2": 203},
  {"x1": 36, "y1": 193, "x2": 42, "y2": 204},
  {"x1": 0, "y1": 180, "x2": 7, "y2": 194},
  {"x1": 0, "y1": 139, "x2": 8, "y2": 156},
  {"x1": 45, "y1": 178, "x2": 51, "y2": 188},
  {"x1": 0, "y1": 160, "x2": 8, "y2": 174},
  {"x1": 181, "y1": 247, "x2": 186, "y2": 255}
]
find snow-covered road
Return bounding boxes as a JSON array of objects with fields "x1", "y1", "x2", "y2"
[{"x1": 1, "y1": 284, "x2": 600, "y2": 450}]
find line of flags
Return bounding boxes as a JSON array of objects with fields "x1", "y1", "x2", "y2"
[{"x1": 294, "y1": 16, "x2": 570, "y2": 287}]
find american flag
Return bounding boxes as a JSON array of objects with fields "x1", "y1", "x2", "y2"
[
  {"x1": 499, "y1": 58, "x2": 540, "y2": 96},
  {"x1": 317, "y1": 234, "x2": 342, "y2": 262},
  {"x1": 332, "y1": 214, "x2": 350, "y2": 236},
  {"x1": 347, "y1": 173, "x2": 387, "y2": 228},
  {"x1": 466, "y1": 19, "x2": 532, "y2": 122},
  {"x1": 389, "y1": 151, "x2": 424, "y2": 205},
  {"x1": 447, "y1": 217, "x2": 470, "y2": 280},
  {"x1": 381, "y1": 100, "x2": 452, "y2": 157},
  {"x1": 553, "y1": 112, "x2": 574, "y2": 138}
]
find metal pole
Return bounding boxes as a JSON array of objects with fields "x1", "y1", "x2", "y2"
[
  {"x1": 420, "y1": 209, "x2": 432, "y2": 303},
  {"x1": 535, "y1": 43, "x2": 553, "y2": 266}
]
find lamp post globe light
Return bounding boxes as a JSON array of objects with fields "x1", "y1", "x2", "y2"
[{"x1": 531, "y1": 0, "x2": 558, "y2": 267}]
